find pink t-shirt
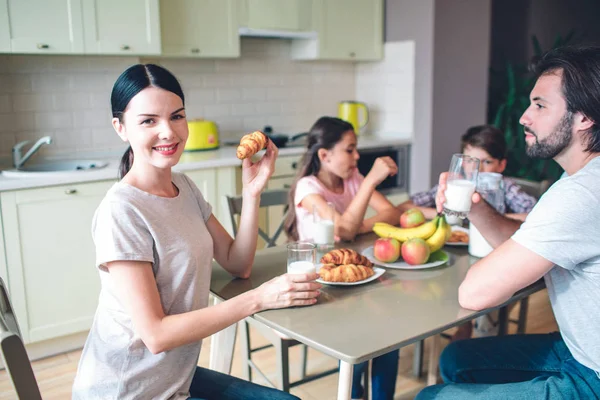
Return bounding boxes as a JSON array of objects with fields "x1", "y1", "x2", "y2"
[{"x1": 294, "y1": 169, "x2": 365, "y2": 241}]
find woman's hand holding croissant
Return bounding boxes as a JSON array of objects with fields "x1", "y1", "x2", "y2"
[{"x1": 242, "y1": 139, "x2": 278, "y2": 198}]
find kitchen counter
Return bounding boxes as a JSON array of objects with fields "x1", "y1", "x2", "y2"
[{"x1": 0, "y1": 136, "x2": 411, "y2": 192}]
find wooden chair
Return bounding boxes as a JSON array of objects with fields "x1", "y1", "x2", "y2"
[
  {"x1": 0, "y1": 277, "x2": 43, "y2": 400},
  {"x1": 225, "y1": 189, "x2": 338, "y2": 391}
]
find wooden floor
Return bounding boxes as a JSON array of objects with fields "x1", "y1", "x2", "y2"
[{"x1": 0, "y1": 289, "x2": 558, "y2": 400}]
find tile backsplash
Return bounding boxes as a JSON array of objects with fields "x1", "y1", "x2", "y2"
[{"x1": 0, "y1": 38, "x2": 356, "y2": 161}]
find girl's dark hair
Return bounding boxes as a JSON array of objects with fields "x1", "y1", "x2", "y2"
[
  {"x1": 460, "y1": 125, "x2": 507, "y2": 160},
  {"x1": 530, "y1": 45, "x2": 600, "y2": 153},
  {"x1": 111, "y1": 64, "x2": 185, "y2": 178},
  {"x1": 283, "y1": 116, "x2": 354, "y2": 241}
]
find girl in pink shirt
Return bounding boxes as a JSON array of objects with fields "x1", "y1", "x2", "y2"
[
  {"x1": 284, "y1": 116, "x2": 401, "y2": 243},
  {"x1": 284, "y1": 116, "x2": 401, "y2": 400}
]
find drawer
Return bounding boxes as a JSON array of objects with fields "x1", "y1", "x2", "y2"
[{"x1": 273, "y1": 155, "x2": 301, "y2": 178}]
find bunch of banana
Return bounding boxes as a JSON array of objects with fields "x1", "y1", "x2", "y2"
[
  {"x1": 425, "y1": 215, "x2": 451, "y2": 253},
  {"x1": 373, "y1": 215, "x2": 440, "y2": 242}
]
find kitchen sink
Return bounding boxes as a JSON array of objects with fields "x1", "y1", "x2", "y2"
[{"x1": 2, "y1": 159, "x2": 109, "y2": 178}]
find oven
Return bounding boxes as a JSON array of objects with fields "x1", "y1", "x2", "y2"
[{"x1": 356, "y1": 145, "x2": 410, "y2": 193}]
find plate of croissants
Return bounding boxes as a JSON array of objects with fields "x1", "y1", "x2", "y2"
[
  {"x1": 316, "y1": 248, "x2": 385, "y2": 286},
  {"x1": 446, "y1": 226, "x2": 469, "y2": 246}
]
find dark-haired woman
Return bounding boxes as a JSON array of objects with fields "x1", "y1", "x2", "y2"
[
  {"x1": 72, "y1": 64, "x2": 318, "y2": 400},
  {"x1": 284, "y1": 116, "x2": 401, "y2": 400}
]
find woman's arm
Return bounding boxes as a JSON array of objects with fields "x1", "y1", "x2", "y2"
[
  {"x1": 107, "y1": 260, "x2": 320, "y2": 354},
  {"x1": 207, "y1": 141, "x2": 278, "y2": 278}
]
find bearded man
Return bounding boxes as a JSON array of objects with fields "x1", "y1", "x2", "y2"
[{"x1": 417, "y1": 45, "x2": 600, "y2": 399}]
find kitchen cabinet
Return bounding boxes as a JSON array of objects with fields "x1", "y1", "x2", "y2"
[
  {"x1": 160, "y1": 0, "x2": 239, "y2": 58},
  {"x1": 1, "y1": 180, "x2": 114, "y2": 344},
  {"x1": 82, "y1": 0, "x2": 161, "y2": 55},
  {"x1": 184, "y1": 166, "x2": 238, "y2": 234},
  {"x1": 242, "y1": 0, "x2": 311, "y2": 31},
  {"x1": 291, "y1": 0, "x2": 383, "y2": 61},
  {"x1": 265, "y1": 154, "x2": 299, "y2": 247},
  {"x1": 0, "y1": 0, "x2": 85, "y2": 54}
]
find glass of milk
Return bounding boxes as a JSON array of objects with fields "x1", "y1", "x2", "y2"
[
  {"x1": 312, "y1": 203, "x2": 335, "y2": 251},
  {"x1": 287, "y1": 242, "x2": 317, "y2": 275},
  {"x1": 443, "y1": 154, "x2": 480, "y2": 219},
  {"x1": 469, "y1": 172, "x2": 505, "y2": 258}
]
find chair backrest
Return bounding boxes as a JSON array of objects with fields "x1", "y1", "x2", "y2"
[
  {"x1": 507, "y1": 176, "x2": 552, "y2": 200},
  {"x1": 0, "y1": 278, "x2": 43, "y2": 400},
  {"x1": 226, "y1": 189, "x2": 289, "y2": 248}
]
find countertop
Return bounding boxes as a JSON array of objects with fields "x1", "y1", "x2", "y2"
[{"x1": 0, "y1": 136, "x2": 411, "y2": 192}]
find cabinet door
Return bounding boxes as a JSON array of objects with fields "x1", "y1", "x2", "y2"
[
  {"x1": 160, "y1": 0, "x2": 239, "y2": 58},
  {"x1": 1, "y1": 0, "x2": 84, "y2": 54},
  {"x1": 266, "y1": 177, "x2": 293, "y2": 247},
  {"x1": 319, "y1": 0, "x2": 382, "y2": 60},
  {"x1": 292, "y1": 0, "x2": 383, "y2": 61},
  {"x1": 82, "y1": 0, "x2": 161, "y2": 55},
  {"x1": 184, "y1": 169, "x2": 218, "y2": 217},
  {"x1": 1, "y1": 181, "x2": 114, "y2": 344},
  {"x1": 246, "y1": 0, "x2": 309, "y2": 31}
]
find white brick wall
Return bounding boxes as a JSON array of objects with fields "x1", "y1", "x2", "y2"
[{"x1": 0, "y1": 39, "x2": 355, "y2": 160}]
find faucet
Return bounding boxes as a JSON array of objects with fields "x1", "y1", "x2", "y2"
[{"x1": 12, "y1": 136, "x2": 53, "y2": 169}]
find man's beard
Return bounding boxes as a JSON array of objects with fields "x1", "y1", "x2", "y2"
[{"x1": 525, "y1": 111, "x2": 574, "y2": 159}]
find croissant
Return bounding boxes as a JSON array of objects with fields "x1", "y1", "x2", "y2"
[
  {"x1": 236, "y1": 130, "x2": 268, "y2": 160},
  {"x1": 320, "y1": 249, "x2": 373, "y2": 268},
  {"x1": 318, "y1": 264, "x2": 375, "y2": 283}
]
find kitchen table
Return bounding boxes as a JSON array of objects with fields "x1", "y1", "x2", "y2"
[{"x1": 208, "y1": 234, "x2": 545, "y2": 399}]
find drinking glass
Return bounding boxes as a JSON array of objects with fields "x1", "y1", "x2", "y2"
[
  {"x1": 469, "y1": 172, "x2": 505, "y2": 257},
  {"x1": 442, "y1": 154, "x2": 480, "y2": 219},
  {"x1": 287, "y1": 242, "x2": 316, "y2": 274},
  {"x1": 312, "y1": 202, "x2": 335, "y2": 251}
]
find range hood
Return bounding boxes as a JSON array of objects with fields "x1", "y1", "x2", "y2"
[{"x1": 238, "y1": 27, "x2": 317, "y2": 40}]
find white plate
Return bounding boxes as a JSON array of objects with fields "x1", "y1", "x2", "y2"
[
  {"x1": 361, "y1": 246, "x2": 450, "y2": 270},
  {"x1": 316, "y1": 265, "x2": 385, "y2": 286},
  {"x1": 445, "y1": 226, "x2": 469, "y2": 247}
]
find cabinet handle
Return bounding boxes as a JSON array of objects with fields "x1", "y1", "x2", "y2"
[
  {"x1": 37, "y1": 43, "x2": 49, "y2": 50},
  {"x1": 120, "y1": 45, "x2": 130, "y2": 51},
  {"x1": 349, "y1": 52, "x2": 356, "y2": 58},
  {"x1": 291, "y1": 162, "x2": 297, "y2": 169},
  {"x1": 191, "y1": 48, "x2": 200, "y2": 54},
  {"x1": 64, "y1": 189, "x2": 77, "y2": 195}
]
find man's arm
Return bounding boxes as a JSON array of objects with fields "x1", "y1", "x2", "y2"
[
  {"x1": 467, "y1": 199, "x2": 524, "y2": 248},
  {"x1": 459, "y1": 239, "x2": 554, "y2": 310}
]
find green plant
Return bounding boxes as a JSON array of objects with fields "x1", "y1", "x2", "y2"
[{"x1": 489, "y1": 33, "x2": 578, "y2": 182}]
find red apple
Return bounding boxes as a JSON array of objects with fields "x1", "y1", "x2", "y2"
[
  {"x1": 400, "y1": 208, "x2": 426, "y2": 228},
  {"x1": 401, "y1": 238, "x2": 431, "y2": 265},
  {"x1": 373, "y1": 237, "x2": 401, "y2": 263}
]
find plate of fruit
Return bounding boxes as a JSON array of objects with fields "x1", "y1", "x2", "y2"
[{"x1": 364, "y1": 209, "x2": 451, "y2": 270}]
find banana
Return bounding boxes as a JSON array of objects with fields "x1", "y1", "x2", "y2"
[
  {"x1": 425, "y1": 216, "x2": 451, "y2": 253},
  {"x1": 373, "y1": 216, "x2": 439, "y2": 242}
]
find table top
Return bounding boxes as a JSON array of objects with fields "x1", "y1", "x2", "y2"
[{"x1": 209, "y1": 234, "x2": 545, "y2": 364}]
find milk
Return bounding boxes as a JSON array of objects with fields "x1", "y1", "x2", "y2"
[
  {"x1": 313, "y1": 220, "x2": 334, "y2": 245},
  {"x1": 444, "y1": 179, "x2": 476, "y2": 212},
  {"x1": 287, "y1": 261, "x2": 316, "y2": 274},
  {"x1": 468, "y1": 223, "x2": 493, "y2": 257}
]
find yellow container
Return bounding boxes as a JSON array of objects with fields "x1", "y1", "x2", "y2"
[
  {"x1": 185, "y1": 119, "x2": 220, "y2": 151},
  {"x1": 338, "y1": 101, "x2": 369, "y2": 134}
]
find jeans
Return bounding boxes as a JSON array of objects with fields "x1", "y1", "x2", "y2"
[
  {"x1": 187, "y1": 366, "x2": 300, "y2": 400},
  {"x1": 416, "y1": 332, "x2": 600, "y2": 400},
  {"x1": 351, "y1": 349, "x2": 399, "y2": 400}
]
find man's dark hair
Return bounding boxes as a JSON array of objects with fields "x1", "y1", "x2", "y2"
[
  {"x1": 531, "y1": 45, "x2": 600, "y2": 153},
  {"x1": 460, "y1": 125, "x2": 507, "y2": 160}
]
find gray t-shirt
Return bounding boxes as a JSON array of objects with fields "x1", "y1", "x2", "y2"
[
  {"x1": 512, "y1": 156, "x2": 600, "y2": 374},
  {"x1": 72, "y1": 172, "x2": 214, "y2": 400}
]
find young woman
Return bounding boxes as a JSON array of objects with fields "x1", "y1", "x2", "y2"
[
  {"x1": 72, "y1": 64, "x2": 320, "y2": 400},
  {"x1": 284, "y1": 116, "x2": 401, "y2": 400}
]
